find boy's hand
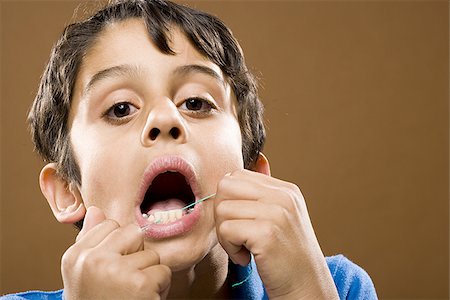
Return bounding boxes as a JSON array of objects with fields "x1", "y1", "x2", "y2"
[
  {"x1": 62, "y1": 206, "x2": 171, "y2": 300},
  {"x1": 214, "y1": 170, "x2": 339, "y2": 299}
]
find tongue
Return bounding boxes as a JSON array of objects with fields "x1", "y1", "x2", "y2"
[{"x1": 148, "y1": 198, "x2": 186, "y2": 213}]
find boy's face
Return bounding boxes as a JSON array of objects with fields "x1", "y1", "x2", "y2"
[{"x1": 68, "y1": 18, "x2": 243, "y2": 270}]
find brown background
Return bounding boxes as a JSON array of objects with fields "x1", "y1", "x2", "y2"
[{"x1": 1, "y1": 0, "x2": 448, "y2": 299}]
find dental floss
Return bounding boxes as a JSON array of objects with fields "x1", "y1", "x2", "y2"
[
  {"x1": 180, "y1": 193, "x2": 216, "y2": 210},
  {"x1": 231, "y1": 262, "x2": 253, "y2": 288}
]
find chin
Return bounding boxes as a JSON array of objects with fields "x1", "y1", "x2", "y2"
[{"x1": 145, "y1": 236, "x2": 214, "y2": 272}]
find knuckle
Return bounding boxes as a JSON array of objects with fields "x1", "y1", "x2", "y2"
[
  {"x1": 144, "y1": 249, "x2": 161, "y2": 264},
  {"x1": 280, "y1": 207, "x2": 294, "y2": 227},
  {"x1": 148, "y1": 293, "x2": 162, "y2": 300},
  {"x1": 103, "y1": 218, "x2": 120, "y2": 230},
  {"x1": 105, "y1": 260, "x2": 121, "y2": 276},
  {"x1": 161, "y1": 265, "x2": 172, "y2": 279},
  {"x1": 259, "y1": 222, "x2": 271, "y2": 236},
  {"x1": 111, "y1": 225, "x2": 125, "y2": 236},
  {"x1": 283, "y1": 183, "x2": 302, "y2": 211},
  {"x1": 216, "y1": 176, "x2": 232, "y2": 193},
  {"x1": 273, "y1": 205, "x2": 289, "y2": 221},
  {"x1": 78, "y1": 249, "x2": 100, "y2": 270},
  {"x1": 131, "y1": 273, "x2": 148, "y2": 293},
  {"x1": 260, "y1": 222, "x2": 279, "y2": 241},
  {"x1": 230, "y1": 169, "x2": 243, "y2": 177},
  {"x1": 155, "y1": 265, "x2": 172, "y2": 291},
  {"x1": 218, "y1": 220, "x2": 229, "y2": 234},
  {"x1": 131, "y1": 265, "x2": 171, "y2": 296},
  {"x1": 61, "y1": 247, "x2": 76, "y2": 269},
  {"x1": 287, "y1": 182, "x2": 301, "y2": 194},
  {"x1": 215, "y1": 201, "x2": 228, "y2": 217}
]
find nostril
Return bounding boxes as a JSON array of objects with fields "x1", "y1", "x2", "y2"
[
  {"x1": 149, "y1": 128, "x2": 160, "y2": 140},
  {"x1": 170, "y1": 127, "x2": 181, "y2": 139}
]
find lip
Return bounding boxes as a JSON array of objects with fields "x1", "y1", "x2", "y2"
[{"x1": 135, "y1": 155, "x2": 203, "y2": 239}]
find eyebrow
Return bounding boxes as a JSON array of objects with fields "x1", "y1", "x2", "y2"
[
  {"x1": 173, "y1": 64, "x2": 225, "y2": 87},
  {"x1": 84, "y1": 64, "x2": 141, "y2": 95},
  {"x1": 84, "y1": 63, "x2": 225, "y2": 95}
]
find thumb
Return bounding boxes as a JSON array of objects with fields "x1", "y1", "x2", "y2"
[
  {"x1": 228, "y1": 247, "x2": 251, "y2": 267},
  {"x1": 76, "y1": 206, "x2": 106, "y2": 242}
]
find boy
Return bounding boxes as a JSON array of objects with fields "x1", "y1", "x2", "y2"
[{"x1": 3, "y1": 0, "x2": 377, "y2": 299}]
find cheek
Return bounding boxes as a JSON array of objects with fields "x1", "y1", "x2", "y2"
[
  {"x1": 69, "y1": 126, "x2": 137, "y2": 208},
  {"x1": 197, "y1": 116, "x2": 244, "y2": 176}
]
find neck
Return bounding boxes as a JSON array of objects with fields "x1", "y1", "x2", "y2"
[{"x1": 167, "y1": 244, "x2": 231, "y2": 299}]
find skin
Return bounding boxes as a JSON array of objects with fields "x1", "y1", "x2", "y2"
[{"x1": 39, "y1": 18, "x2": 339, "y2": 299}]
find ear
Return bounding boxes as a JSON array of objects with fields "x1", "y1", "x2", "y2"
[
  {"x1": 252, "y1": 152, "x2": 271, "y2": 176},
  {"x1": 39, "y1": 163, "x2": 86, "y2": 224}
]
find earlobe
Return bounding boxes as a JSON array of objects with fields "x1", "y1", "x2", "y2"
[
  {"x1": 39, "y1": 163, "x2": 86, "y2": 224},
  {"x1": 252, "y1": 152, "x2": 271, "y2": 176}
]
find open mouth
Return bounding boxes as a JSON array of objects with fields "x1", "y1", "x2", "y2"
[{"x1": 140, "y1": 171, "x2": 196, "y2": 224}]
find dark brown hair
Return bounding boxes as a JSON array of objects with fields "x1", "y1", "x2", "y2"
[{"x1": 29, "y1": 0, "x2": 265, "y2": 186}]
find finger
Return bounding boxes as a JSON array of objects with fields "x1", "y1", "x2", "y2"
[
  {"x1": 226, "y1": 169, "x2": 275, "y2": 187},
  {"x1": 216, "y1": 174, "x2": 266, "y2": 201},
  {"x1": 122, "y1": 249, "x2": 160, "y2": 270},
  {"x1": 217, "y1": 219, "x2": 254, "y2": 266},
  {"x1": 217, "y1": 171, "x2": 303, "y2": 212},
  {"x1": 76, "y1": 206, "x2": 107, "y2": 242},
  {"x1": 141, "y1": 264, "x2": 172, "y2": 296},
  {"x1": 160, "y1": 279, "x2": 171, "y2": 300},
  {"x1": 74, "y1": 219, "x2": 120, "y2": 248},
  {"x1": 215, "y1": 200, "x2": 264, "y2": 223},
  {"x1": 225, "y1": 169, "x2": 301, "y2": 195},
  {"x1": 97, "y1": 223, "x2": 144, "y2": 255},
  {"x1": 215, "y1": 200, "x2": 292, "y2": 230},
  {"x1": 217, "y1": 169, "x2": 294, "y2": 201}
]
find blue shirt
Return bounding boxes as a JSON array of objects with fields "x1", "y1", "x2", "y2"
[{"x1": 1, "y1": 255, "x2": 377, "y2": 300}]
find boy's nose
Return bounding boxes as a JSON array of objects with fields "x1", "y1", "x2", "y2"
[{"x1": 140, "y1": 100, "x2": 188, "y2": 146}]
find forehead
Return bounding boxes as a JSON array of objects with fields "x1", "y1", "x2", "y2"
[{"x1": 74, "y1": 18, "x2": 226, "y2": 95}]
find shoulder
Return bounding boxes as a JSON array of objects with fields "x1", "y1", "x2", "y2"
[
  {"x1": 0, "y1": 290, "x2": 63, "y2": 300},
  {"x1": 326, "y1": 255, "x2": 378, "y2": 300}
]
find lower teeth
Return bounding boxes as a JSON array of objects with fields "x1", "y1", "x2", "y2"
[{"x1": 143, "y1": 208, "x2": 186, "y2": 224}]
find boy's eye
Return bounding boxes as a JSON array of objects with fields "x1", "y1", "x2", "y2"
[
  {"x1": 105, "y1": 102, "x2": 138, "y2": 119},
  {"x1": 180, "y1": 97, "x2": 216, "y2": 114}
]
